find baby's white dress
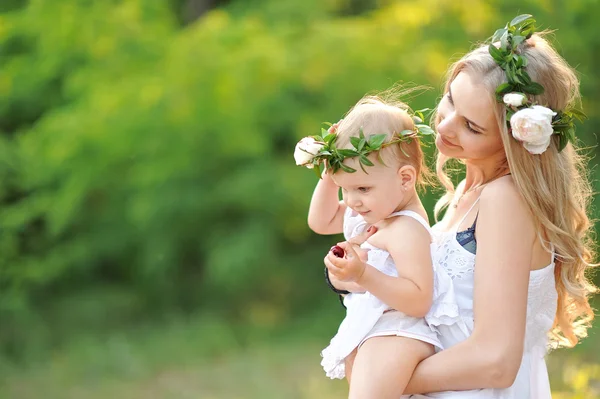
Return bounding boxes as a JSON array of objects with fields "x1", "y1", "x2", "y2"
[
  {"x1": 406, "y1": 198, "x2": 558, "y2": 399},
  {"x1": 321, "y1": 208, "x2": 464, "y2": 379}
]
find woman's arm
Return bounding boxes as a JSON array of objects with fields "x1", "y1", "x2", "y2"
[
  {"x1": 404, "y1": 180, "x2": 534, "y2": 393},
  {"x1": 307, "y1": 172, "x2": 346, "y2": 234}
]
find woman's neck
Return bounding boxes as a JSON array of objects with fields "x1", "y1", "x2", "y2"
[{"x1": 463, "y1": 158, "x2": 510, "y2": 192}]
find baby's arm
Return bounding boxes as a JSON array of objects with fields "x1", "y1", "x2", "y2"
[
  {"x1": 307, "y1": 172, "x2": 346, "y2": 235},
  {"x1": 357, "y1": 217, "x2": 434, "y2": 317}
]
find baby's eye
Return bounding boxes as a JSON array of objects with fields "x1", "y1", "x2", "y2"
[{"x1": 358, "y1": 187, "x2": 370, "y2": 193}]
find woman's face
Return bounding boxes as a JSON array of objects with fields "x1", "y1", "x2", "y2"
[{"x1": 435, "y1": 71, "x2": 505, "y2": 160}]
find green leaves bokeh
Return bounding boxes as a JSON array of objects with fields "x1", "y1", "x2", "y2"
[{"x1": 0, "y1": 0, "x2": 598, "y2": 359}]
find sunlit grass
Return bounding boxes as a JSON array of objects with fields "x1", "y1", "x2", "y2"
[{"x1": 0, "y1": 312, "x2": 598, "y2": 398}]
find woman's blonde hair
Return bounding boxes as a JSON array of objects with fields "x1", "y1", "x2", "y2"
[
  {"x1": 334, "y1": 94, "x2": 434, "y2": 191},
  {"x1": 433, "y1": 33, "x2": 597, "y2": 348}
]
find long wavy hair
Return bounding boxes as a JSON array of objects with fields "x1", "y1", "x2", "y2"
[{"x1": 433, "y1": 33, "x2": 597, "y2": 348}]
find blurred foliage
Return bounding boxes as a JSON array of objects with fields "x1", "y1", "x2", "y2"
[{"x1": 0, "y1": 0, "x2": 598, "y2": 370}]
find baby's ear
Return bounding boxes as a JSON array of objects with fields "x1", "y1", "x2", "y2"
[{"x1": 397, "y1": 164, "x2": 417, "y2": 189}]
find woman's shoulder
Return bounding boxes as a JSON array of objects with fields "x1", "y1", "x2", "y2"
[
  {"x1": 479, "y1": 175, "x2": 534, "y2": 227},
  {"x1": 480, "y1": 175, "x2": 521, "y2": 207}
]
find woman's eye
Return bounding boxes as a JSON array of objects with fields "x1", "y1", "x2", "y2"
[
  {"x1": 465, "y1": 121, "x2": 480, "y2": 134},
  {"x1": 358, "y1": 187, "x2": 370, "y2": 193}
]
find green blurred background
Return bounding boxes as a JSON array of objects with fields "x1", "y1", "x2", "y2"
[{"x1": 0, "y1": 0, "x2": 598, "y2": 398}]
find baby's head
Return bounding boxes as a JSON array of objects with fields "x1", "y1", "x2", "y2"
[{"x1": 329, "y1": 96, "x2": 431, "y2": 223}]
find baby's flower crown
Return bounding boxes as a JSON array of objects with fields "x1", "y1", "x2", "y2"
[
  {"x1": 489, "y1": 14, "x2": 585, "y2": 154},
  {"x1": 294, "y1": 109, "x2": 433, "y2": 177}
]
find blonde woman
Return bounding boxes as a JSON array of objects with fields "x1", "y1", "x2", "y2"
[{"x1": 329, "y1": 15, "x2": 597, "y2": 398}]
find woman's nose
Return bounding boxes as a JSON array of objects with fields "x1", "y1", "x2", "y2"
[{"x1": 437, "y1": 112, "x2": 457, "y2": 138}]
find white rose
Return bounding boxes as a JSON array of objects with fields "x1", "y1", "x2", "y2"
[
  {"x1": 510, "y1": 105, "x2": 557, "y2": 155},
  {"x1": 294, "y1": 137, "x2": 324, "y2": 166},
  {"x1": 503, "y1": 92, "x2": 527, "y2": 107}
]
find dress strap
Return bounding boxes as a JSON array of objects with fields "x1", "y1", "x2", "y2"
[
  {"x1": 454, "y1": 197, "x2": 481, "y2": 233},
  {"x1": 387, "y1": 210, "x2": 432, "y2": 237}
]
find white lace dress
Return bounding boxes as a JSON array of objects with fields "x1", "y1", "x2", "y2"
[
  {"x1": 321, "y1": 208, "x2": 463, "y2": 379},
  {"x1": 407, "y1": 198, "x2": 558, "y2": 399}
]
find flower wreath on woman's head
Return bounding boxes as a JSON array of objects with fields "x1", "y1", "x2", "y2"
[
  {"x1": 293, "y1": 110, "x2": 434, "y2": 177},
  {"x1": 489, "y1": 14, "x2": 586, "y2": 155}
]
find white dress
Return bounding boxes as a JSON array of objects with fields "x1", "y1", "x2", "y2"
[
  {"x1": 407, "y1": 198, "x2": 558, "y2": 399},
  {"x1": 321, "y1": 208, "x2": 463, "y2": 379}
]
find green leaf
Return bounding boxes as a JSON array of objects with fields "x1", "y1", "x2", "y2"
[
  {"x1": 359, "y1": 161, "x2": 368, "y2": 174},
  {"x1": 367, "y1": 134, "x2": 387, "y2": 149},
  {"x1": 314, "y1": 135, "x2": 324, "y2": 142},
  {"x1": 358, "y1": 138, "x2": 366, "y2": 151},
  {"x1": 514, "y1": 54, "x2": 523, "y2": 68},
  {"x1": 513, "y1": 35, "x2": 526, "y2": 47},
  {"x1": 523, "y1": 82, "x2": 545, "y2": 95},
  {"x1": 313, "y1": 164, "x2": 322, "y2": 179},
  {"x1": 324, "y1": 133, "x2": 336, "y2": 144},
  {"x1": 510, "y1": 14, "x2": 533, "y2": 27},
  {"x1": 350, "y1": 137, "x2": 361, "y2": 149},
  {"x1": 400, "y1": 145, "x2": 410, "y2": 158},
  {"x1": 520, "y1": 69, "x2": 532, "y2": 85},
  {"x1": 558, "y1": 133, "x2": 568, "y2": 152},
  {"x1": 570, "y1": 108, "x2": 587, "y2": 121},
  {"x1": 521, "y1": 25, "x2": 535, "y2": 38},
  {"x1": 399, "y1": 129, "x2": 414, "y2": 136},
  {"x1": 500, "y1": 31, "x2": 510, "y2": 50},
  {"x1": 513, "y1": 72, "x2": 524, "y2": 85},
  {"x1": 359, "y1": 128, "x2": 365, "y2": 140},
  {"x1": 359, "y1": 155, "x2": 374, "y2": 166},
  {"x1": 488, "y1": 44, "x2": 505, "y2": 63},
  {"x1": 338, "y1": 149, "x2": 359, "y2": 157},
  {"x1": 416, "y1": 124, "x2": 435, "y2": 135},
  {"x1": 340, "y1": 163, "x2": 356, "y2": 173},
  {"x1": 495, "y1": 83, "x2": 513, "y2": 95},
  {"x1": 492, "y1": 28, "x2": 507, "y2": 43}
]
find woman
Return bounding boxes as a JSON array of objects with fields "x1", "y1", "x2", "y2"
[{"x1": 326, "y1": 15, "x2": 596, "y2": 398}]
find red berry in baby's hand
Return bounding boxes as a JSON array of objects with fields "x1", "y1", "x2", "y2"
[{"x1": 330, "y1": 245, "x2": 345, "y2": 258}]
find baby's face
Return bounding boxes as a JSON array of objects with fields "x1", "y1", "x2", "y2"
[{"x1": 331, "y1": 159, "x2": 407, "y2": 224}]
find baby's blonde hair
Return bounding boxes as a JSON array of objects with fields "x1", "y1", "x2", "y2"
[
  {"x1": 334, "y1": 95, "x2": 433, "y2": 190},
  {"x1": 433, "y1": 33, "x2": 597, "y2": 348}
]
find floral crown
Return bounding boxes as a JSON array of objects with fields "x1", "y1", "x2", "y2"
[
  {"x1": 489, "y1": 14, "x2": 585, "y2": 154},
  {"x1": 294, "y1": 109, "x2": 434, "y2": 177}
]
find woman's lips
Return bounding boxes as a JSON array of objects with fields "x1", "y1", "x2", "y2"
[{"x1": 440, "y1": 135, "x2": 459, "y2": 148}]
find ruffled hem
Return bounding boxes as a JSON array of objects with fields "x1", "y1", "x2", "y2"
[
  {"x1": 320, "y1": 347, "x2": 346, "y2": 379},
  {"x1": 425, "y1": 302, "x2": 461, "y2": 328},
  {"x1": 426, "y1": 264, "x2": 470, "y2": 335}
]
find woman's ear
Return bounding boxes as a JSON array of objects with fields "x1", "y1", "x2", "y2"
[{"x1": 397, "y1": 165, "x2": 417, "y2": 190}]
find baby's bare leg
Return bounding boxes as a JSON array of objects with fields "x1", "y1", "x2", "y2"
[
  {"x1": 348, "y1": 336, "x2": 434, "y2": 399},
  {"x1": 344, "y1": 349, "x2": 358, "y2": 384}
]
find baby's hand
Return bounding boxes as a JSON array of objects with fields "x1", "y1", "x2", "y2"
[{"x1": 325, "y1": 242, "x2": 368, "y2": 283}]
